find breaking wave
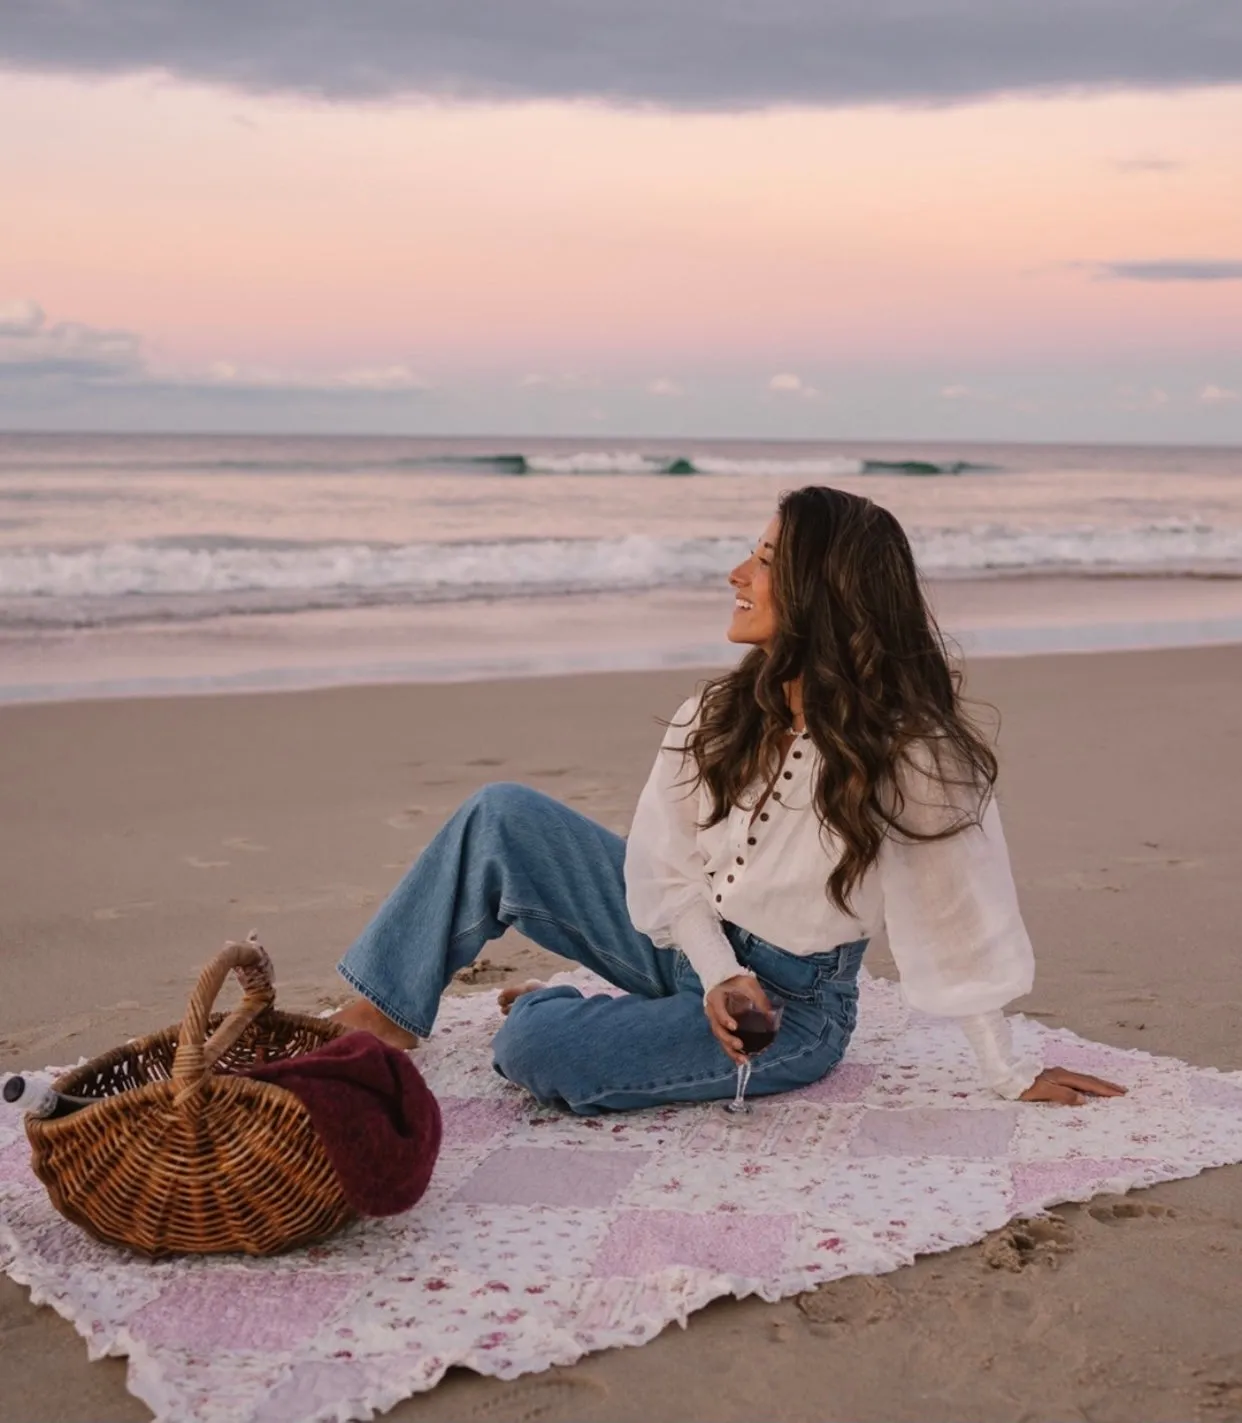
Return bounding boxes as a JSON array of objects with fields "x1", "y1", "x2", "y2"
[{"x1": 441, "y1": 453, "x2": 994, "y2": 477}]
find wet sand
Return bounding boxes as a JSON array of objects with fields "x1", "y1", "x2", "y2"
[
  {"x1": 7, "y1": 572, "x2": 1242, "y2": 704},
  {"x1": 1, "y1": 645, "x2": 1240, "y2": 1422}
]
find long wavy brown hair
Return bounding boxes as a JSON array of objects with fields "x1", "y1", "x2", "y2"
[{"x1": 682, "y1": 485, "x2": 998, "y2": 913}]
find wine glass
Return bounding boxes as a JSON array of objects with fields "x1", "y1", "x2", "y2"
[{"x1": 720, "y1": 989, "x2": 785, "y2": 1117}]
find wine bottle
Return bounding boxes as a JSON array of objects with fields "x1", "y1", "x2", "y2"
[{"x1": 2, "y1": 1075, "x2": 98, "y2": 1120}]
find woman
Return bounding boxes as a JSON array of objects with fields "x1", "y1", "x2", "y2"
[{"x1": 333, "y1": 486, "x2": 1124, "y2": 1110}]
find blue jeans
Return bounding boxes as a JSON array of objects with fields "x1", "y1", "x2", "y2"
[{"x1": 338, "y1": 783, "x2": 866, "y2": 1115}]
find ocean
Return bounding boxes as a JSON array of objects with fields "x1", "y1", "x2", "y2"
[{"x1": 2, "y1": 433, "x2": 1241, "y2": 703}]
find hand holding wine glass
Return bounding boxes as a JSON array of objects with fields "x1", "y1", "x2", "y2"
[
  {"x1": 705, "y1": 974, "x2": 775, "y2": 1064},
  {"x1": 705, "y1": 975, "x2": 785, "y2": 1115}
]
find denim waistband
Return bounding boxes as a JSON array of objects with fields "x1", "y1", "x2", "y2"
[{"x1": 725, "y1": 923, "x2": 869, "y2": 997}]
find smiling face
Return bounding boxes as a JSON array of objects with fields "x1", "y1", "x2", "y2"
[{"x1": 727, "y1": 513, "x2": 781, "y2": 648}]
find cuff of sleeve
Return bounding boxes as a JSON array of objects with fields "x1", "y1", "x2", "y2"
[
  {"x1": 954, "y1": 1011, "x2": 1042, "y2": 1100},
  {"x1": 671, "y1": 900, "x2": 744, "y2": 995}
]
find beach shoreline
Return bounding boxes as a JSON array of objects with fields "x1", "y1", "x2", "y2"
[
  {"x1": 2, "y1": 644, "x2": 1241, "y2": 1421},
  {"x1": 5, "y1": 571, "x2": 1242, "y2": 707}
]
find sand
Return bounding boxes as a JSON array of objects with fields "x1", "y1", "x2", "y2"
[{"x1": 1, "y1": 645, "x2": 1241, "y2": 1422}]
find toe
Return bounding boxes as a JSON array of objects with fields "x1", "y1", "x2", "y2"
[{"x1": 497, "y1": 980, "x2": 547, "y2": 1016}]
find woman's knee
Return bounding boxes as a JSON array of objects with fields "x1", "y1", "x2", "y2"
[
  {"x1": 491, "y1": 987, "x2": 584, "y2": 1094},
  {"x1": 465, "y1": 781, "x2": 555, "y2": 831}
]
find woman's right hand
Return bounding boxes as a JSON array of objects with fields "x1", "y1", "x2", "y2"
[{"x1": 704, "y1": 974, "x2": 774, "y2": 1065}]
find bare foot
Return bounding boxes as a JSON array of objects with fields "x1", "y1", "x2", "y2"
[
  {"x1": 330, "y1": 998, "x2": 420, "y2": 1050},
  {"x1": 497, "y1": 980, "x2": 548, "y2": 1016}
]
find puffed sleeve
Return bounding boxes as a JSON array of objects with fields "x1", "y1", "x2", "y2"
[
  {"x1": 878, "y1": 744, "x2": 1040, "y2": 1097},
  {"x1": 624, "y1": 695, "x2": 744, "y2": 993}
]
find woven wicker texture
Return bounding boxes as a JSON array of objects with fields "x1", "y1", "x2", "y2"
[{"x1": 26, "y1": 937, "x2": 353, "y2": 1258}]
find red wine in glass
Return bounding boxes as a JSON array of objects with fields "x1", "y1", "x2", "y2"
[
  {"x1": 733, "y1": 1009, "x2": 778, "y2": 1056},
  {"x1": 720, "y1": 991, "x2": 785, "y2": 1116}
]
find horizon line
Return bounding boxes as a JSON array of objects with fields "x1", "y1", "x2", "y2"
[{"x1": 1, "y1": 428, "x2": 1240, "y2": 453}]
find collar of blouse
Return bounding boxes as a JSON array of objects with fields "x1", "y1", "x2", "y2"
[{"x1": 741, "y1": 729, "x2": 814, "y2": 817}]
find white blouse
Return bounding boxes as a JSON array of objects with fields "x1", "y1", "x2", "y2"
[{"x1": 624, "y1": 695, "x2": 1041, "y2": 1099}]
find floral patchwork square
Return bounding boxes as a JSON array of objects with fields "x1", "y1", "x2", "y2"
[
  {"x1": 453, "y1": 1146, "x2": 651, "y2": 1208},
  {"x1": 806, "y1": 1157, "x2": 1012, "y2": 1256},
  {"x1": 1009, "y1": 1158, "x2": 1156, "y2": 1214},
  {"x1": 850, "y1": 1106, "x2": 1018, "y2": 1158},
  {"x1": 129, "y1": 1271, "x2": 366, "y2": 1352}
]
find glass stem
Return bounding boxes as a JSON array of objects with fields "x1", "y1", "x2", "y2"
[{"x1": 733, "y1": 1058, "x2": 753, "y2": 1109}]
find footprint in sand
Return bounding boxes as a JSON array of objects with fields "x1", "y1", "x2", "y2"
[
  {"x1": 343, "y1": 886, "x2": 380, "y2": 909},
  {"x1": 237, "y1": 885, "x2": 381, "y2": 916},
  {"x1": 386, "y1": 806, "x2": 427, "y2": 830},
  {"x1": 796, "y1": 1274, "x2": 902, "y2": 1327},
  {"x1": 455, "y1": 1373, "x2": 606, "y2": 1420},
  {"x1": 466, "y1": 757, "x2": 505, "y2": 768},
  {"x1": 1198, "y1": 1378, "x2": 1242, "y2": 1413},
  {"x1": 452, "y1": 957, "x2": 517, "y2": 987},
  {"x1": 223, "y1": 836, "x2": 268, "y2": 853},
  {"x1": 1088, "y1": 1199, "x2": 1177, "y2": 1224},
  {"x1": 92, "y1": 900, "x2": 158, "y2": 922},
  {"x1": 981, "y1": 1214, "x2": 1073, "y2": 1271},
  {"x1": 5, "y1": 1000, "x2": 145, "y2": 1055}
]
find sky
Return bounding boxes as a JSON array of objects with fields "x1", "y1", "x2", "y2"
[{"x1": 1, "y1": 2, "x2": 1241, "y2": 442}]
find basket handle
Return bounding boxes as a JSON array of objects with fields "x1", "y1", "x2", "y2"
[{"x1": 172, "y1": 933, "x2": 276, "y2": 1092}]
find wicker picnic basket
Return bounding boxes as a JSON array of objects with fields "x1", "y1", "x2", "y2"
[{"x1": 26, "y1": 936, "x2": 354, "y2": 1258}]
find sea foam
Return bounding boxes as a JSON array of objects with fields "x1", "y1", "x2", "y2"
[{"x1": 3, "y1": 520, "x2": 1241, "y2": 628}]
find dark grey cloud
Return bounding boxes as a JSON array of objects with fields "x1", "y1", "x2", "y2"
[
  {"x1": 1, "y1": 1, "x2": 1240, "y2": 109},
  {"x1": 1095, "y1": 260, "x2": 1242, "y2": 282}
]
